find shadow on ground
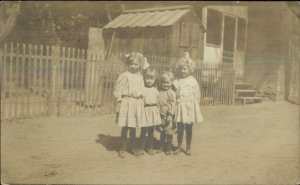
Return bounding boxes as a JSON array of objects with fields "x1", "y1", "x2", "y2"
[
  {"x1": 95, "y1": 134, "x2": 121, "y2": 152},
  {"x1": 95, "y1": 134, "x2": 164, "y2": 152}
]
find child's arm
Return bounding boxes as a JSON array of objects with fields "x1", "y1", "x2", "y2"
[
  {"x1": 171, "y1": 80, "x2": 178, "y2": 92},
  {"x1": 168, "y1": 90, "x2": 177, "y2": 117},
  {"x1": 113, "y1": 73, "x2": 127, "y2": 103},
  {"x1": 193, "y1": 79, "x2": 201, "y2": 103}
]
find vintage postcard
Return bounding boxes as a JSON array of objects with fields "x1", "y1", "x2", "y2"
[{"x1": 1, "y1": 1, "x2": 299, "y2": 184}]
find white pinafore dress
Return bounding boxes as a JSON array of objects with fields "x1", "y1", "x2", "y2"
[
  {"x1": 113, "y1": 71, "x2": 147, "y2": 128},
  {"x1": 142, "y1": 87, "x2": 162, "y2": 127},
  {"x1": 173, "y1": 76, "x2": 204, "y2": 124}
]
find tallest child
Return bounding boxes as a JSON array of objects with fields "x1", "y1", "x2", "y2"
[{"x1": 114, "y1": 52, "x2": 149, "y2": 158}]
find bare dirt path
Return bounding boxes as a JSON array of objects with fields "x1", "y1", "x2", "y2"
[{"x1": 1, "y1": 101, "x2": 299, "y2": 184}]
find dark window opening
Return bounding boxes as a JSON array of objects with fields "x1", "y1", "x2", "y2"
[
  {"x1": 206, "y1": 9, "x2": 222, "y2": 46},
  {"x1": 223, "y1": 16, "x2": 236, "y2": 52}
]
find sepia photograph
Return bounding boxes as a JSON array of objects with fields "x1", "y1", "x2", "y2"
[{"x1": 1, "y1": 1, "x2": 300, "y2": 184}]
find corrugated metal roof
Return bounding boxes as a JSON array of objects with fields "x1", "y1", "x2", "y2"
[{"x1": 103, "y1": 6, "x2": 193, "y2": 29}]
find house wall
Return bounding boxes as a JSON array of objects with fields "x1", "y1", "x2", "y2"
[
  {"x1": 245, "y1": 2, "x2": 300, "y2": 101},
  {"x1": 202, "y1": 6, "x2": 248, "y2": 77}
]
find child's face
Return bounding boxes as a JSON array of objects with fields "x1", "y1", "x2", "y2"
[
  {"x1": 160, "y1": 79, "x2": 172, "y2": 90},
  {"x1": 179, "y1": 65, "x2": 189, "y2": 78},
  {"x1": 144, "y1": 76, "x2": 156, "y2": 87},
  {"x1": 128, "y1": 60, "x2": 140, "y2": 73}
]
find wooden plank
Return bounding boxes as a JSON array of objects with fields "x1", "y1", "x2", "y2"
[
  {"x1": 70, "y1": 48, "x2": 76, "y2": 115},
  {"x1": 75, "y1": 48, "x2": 80, "y2": 115},
  {"x1": 235, "y1": 97, "x2": 263, "y2": 100},
  {"x1": 98, "y1": 60, "x2": 106, "y2": 113},
  {"x1": 58, "y1": 46, "x2": 65, "y2": 116},
  {"x1": 212, "y1": 65, "x2": 217, "y2": 105},
  {"x1": 14, "y1": 43, "x2": 20, "y2": 118},
  {"x1": 209, "y1": 63, "x2": 213, "y2": 106},
  {"x1": 231, "y1": 69, "x2": 236, "y2": 106},
  {"x1": 101, "y1": 56, "x2": 108, "y2": 113},
  {"x1": 91, "y1": 54, "x2": 98, "y2": 112},
  {"x1": 8, "y1": 43, "x2": 14, "y2": 119},
  {"x1": 95, "y1": 55, "x2": 102, "y2": 113},
  {"x1": 61, "y1": 47, "x2": 66, "y2": 91},
  {"x1": 235, "y1": 89, "x2": 257, "y2": 93},
  {"x1": 106, "y1": 56, "x2": 114, "y2": 113},
  {"x1": 1, "y1": 43, "x2": 7, "y2": 120},
  {"x1": 107, "y1": 57, "x2": 113, "y2": 113},
  {"x1": 86, "y1": 53, "x2": 92, "y2": 112},
  {"x1": 27, "y1": 44, "x2": 33, "y2": 117},
  {"x1": 80, "y1": 49, "x2": 86, "y2": 114},
  {"x1": 226, "y1": 66, "x2": 230, "y2": 105},
  {"x1": 45, "y1": 45, "x2": 50, "y2": 115},
  {"x1": 20, "y1": 44, "x2": 25, "y2": 117},
  {"x1": 32, "y1": 44, "x2": 38, "y2": 116},
  {"x1": 39, "y1": 45, "x2": 44, "y2": 115},
  {"x1": 65, "y1": 47, "x2": 71, "y2": 115},
  {"x1": 109, "y1": 57, "x2": 116, "y2": 113}
]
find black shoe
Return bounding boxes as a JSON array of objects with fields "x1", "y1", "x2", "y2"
[
  {"x1": 173, "y1": 147, "x2": 182, "y2": 155},
  {"x1": 156, "y1": 147, "x2": 164, "y2": 153},
  {"x1": 118, "y1": 150, "x2": 126, "y2": 158},
  {"x1": 185, "y1": 148, "x2": 192, "y2": 156},
  {"x1": 137, "y1": 149, "x2": 145, "y2": 155},
  {"x1": 130, "y1": 149, "x2": 141, "y2": 156},
  {"x1": 165, "y1": 150, "x2": 172, "y2": 155},
  {"x1": 147, "y1": 148, "x2": 155, "y2": 155}
]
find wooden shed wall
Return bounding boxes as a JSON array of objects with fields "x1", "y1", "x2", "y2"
[
  {"x1": 103, "y1": 27, "x2": 172, "y2": 57},
  {"x1": 103, "y1": 11, "x2": 204, "y2": 63},
  {"x1": 170, "y1": 11, "x2": 204, "y2": 62}
]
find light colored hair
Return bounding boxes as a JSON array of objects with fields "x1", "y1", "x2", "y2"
[
  {"x1": 125, "y1": 52, "x2": 144, "y2": 66},
  {"x1": 125, "y1": 52, "x2": 149, "y2": 70},
  {"x1": 176, "y1": 52, "x2": 195, "y2": 73},
  {"x1": 159, "y1": 71, "x2": 174, "y2": 84},
  {"x1": 143, "y1": 67, "x2": 157, "y2": 79}
]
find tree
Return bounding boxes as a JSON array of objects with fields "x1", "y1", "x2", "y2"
[
  {"x1": 4, "y1": 2, "x2": 110, "y2": 48},
  {"x1": 0, "y1": 2, "x2": 21, "y2": 43}
]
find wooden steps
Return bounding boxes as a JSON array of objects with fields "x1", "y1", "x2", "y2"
[{"x1": 235, "y1": 82, "x2": 263, "y2": 105}]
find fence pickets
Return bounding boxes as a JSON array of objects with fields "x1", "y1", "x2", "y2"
[{"x1": 1, "y1": 42, "x2": 235, "y2": 121}]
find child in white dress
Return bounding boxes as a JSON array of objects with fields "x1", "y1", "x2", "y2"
[
  {"x1": 173, "y1": 52, "x2": 204, "y2": 156},
  {"x1": 114, "y1": 52, "x2": 149, "y2": 158},
  {"x1": 138, "y1": 67, "x2": 162, "y2": 155}
]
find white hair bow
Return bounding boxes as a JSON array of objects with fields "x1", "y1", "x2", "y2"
[{"x1": 143, "y1": 57, "x2": 150, "y2": 70}]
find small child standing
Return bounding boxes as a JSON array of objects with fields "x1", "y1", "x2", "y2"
[
  {"x1": 114, "y1": 52, "x2": 149, "y2": 158},
  {"x1": 138, "y1": 67, "x2": 162, "y2": 155},
  {"x1": 156, "y1": 71, "x2": 177, "y2": 155},
  {"x1": 173, "y1": 52, "x2": 204, "y2": 156}
]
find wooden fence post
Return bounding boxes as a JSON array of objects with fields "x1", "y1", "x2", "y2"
[{"x1": 50, "y1": 45, "x2": 60, "y2": 116}]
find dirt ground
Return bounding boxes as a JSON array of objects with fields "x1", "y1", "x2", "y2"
[{"x1": 1, "y1": 100, "x2": 299, "y2": 184}]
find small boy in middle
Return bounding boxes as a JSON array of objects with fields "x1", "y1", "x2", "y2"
[{"x1": 156, "y1": 71, "x2": 177, "y2": 155}]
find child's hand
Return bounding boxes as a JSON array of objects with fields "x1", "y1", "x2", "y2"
[{"x1": 166, "y1": 115, "x2": 173, "y2": 124}]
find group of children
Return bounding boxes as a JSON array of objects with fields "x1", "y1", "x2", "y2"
[{"x1": 113, "y1": 52, "x2": 203, "y2": 158}]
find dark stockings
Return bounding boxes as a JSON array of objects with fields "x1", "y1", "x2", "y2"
[
  {"x1": 160, "y1": 133, "x2": 173, "y2": 151},
  {"x1": 140, "y1": 126, "x2": 154, "y2": 150},
  {"x1": 120, "y1": 126, "x2": 136, "y2": 151},
  {"x1": 177, "y1": 123, "x2": 193, "y2": 149}
]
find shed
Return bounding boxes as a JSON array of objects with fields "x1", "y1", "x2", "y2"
[{"x1": 102, "y1": 5, "x2": 206, "y2": 62}]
